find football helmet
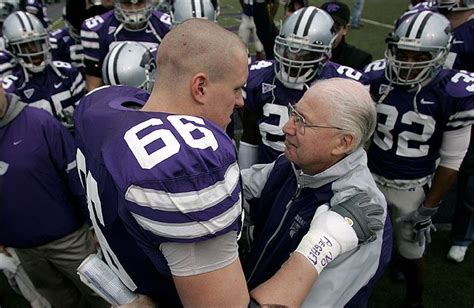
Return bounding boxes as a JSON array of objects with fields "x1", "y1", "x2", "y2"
[
  {"x1": 171, "y1": 0, "x2": 217, "y2": 25},
  {"x1": 0, "y1": 0, "x2": 19, "y2": 23},
  {"x1": 156, "y1": 0, "x2": 173, "y2": 14},
  {"x1": 114, "y1": 0, "x2": 154, "y2": 28},
  {"x1": 2, "y1": 11, "x2": 50, "y2": 73},
  {"x1": 385, "y1": 11, "x2": 452, "y2": 86},
  {"x1": 428, "y1": 0, "x2": 474, "y2": 11},
  {"x1": 102, "y1": 41, "x2": 156, "y2": 92},
  {"x1": 274, "y1": 6, "x2": 336, "y2": 88}
]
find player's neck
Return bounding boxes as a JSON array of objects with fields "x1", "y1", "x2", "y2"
[{"x1": 446, "y1": 10, "x2": 474, "y2": 29}]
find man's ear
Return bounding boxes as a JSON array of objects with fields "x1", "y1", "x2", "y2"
[
  {"x1": 332, "y1": 132, "x2": 356, "y2": 156},
  {"x1": 191, "y1": 73, "x2": 207, "y2": 104}
]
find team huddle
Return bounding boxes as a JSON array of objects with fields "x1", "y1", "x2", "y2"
[{"x1": 0, "y1": 0, "x2": 473, "y2": 307}]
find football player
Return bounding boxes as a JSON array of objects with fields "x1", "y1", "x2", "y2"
[
  {"x1": 238, "y1": 0, "x2": 265, "y2": 60},
  {"x1": 80, "y1": 0, "x2": 171, "y2": 91},
  {"x1": 2, "y1": 11, "x2": 86, "y2": 130},
  {"x1": 238, "y1": 6, "x2": 368, "y2": 169},
  {"x1": 49, "y1": 6, "x2": 85, "y2": 69},
  {"x1": 75, "y1": 19, "x2": 249, "y2": 306},
  {"x1": 428, "y1": 0, "x2": 474, "y2": 265},
  {"x1": 364, "y1": 11, "x2": 474, "y2": 306}
]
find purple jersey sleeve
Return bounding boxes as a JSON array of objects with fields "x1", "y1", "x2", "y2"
[
  {"x1": 103, "y1": 112, "x2": 242, "y2": 246},
  {"x1": 0, "y1": 51, "x2": 18, "y2": 79},
  {"x1": 447, "y1": 19, "x2": 474, "y2": 71},
  {"x1": 50, "y1": 28, "x2": 84, "y2": 69},
  {"x1": 25, "y1": 0, "x2": 50, "y2": 28}
]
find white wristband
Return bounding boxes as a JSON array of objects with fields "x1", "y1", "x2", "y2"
[{"x1": 295, "y1": 210, "x2": 358, "y2": 274}]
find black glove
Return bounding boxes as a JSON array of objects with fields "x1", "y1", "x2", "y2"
[{"x1": 331, "y1": 193, "x2": 384, "y2": 245}]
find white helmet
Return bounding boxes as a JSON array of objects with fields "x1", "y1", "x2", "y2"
[
  {"x1": 428, "y1": 0, "x2": 474, "y2": 12},
  {"x1": 171, "y1": 0, "x2": 217, "y2": 25},
  {"x1": 114, "y1": 0, "x2": 154, "y2": 29},
  {"x1": 102, "y1": 41, "x2": 156, "y2": 92},
  {"x1": 0, "y1": 0, "x2": 19, "y2": 23},
  {"x1": 385, "y1": 11, "x2": 452, "y2": 86},
  {"x1": 274, "y1": 6, "x2": 336, "y2": 87},
  {"x1": 2, "y1": 11, "x2": 50, "y2": 73}
]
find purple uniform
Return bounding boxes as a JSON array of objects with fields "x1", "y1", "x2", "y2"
[
  {"x1": 74, "y1": 85, "x2": 180, "y2": 305},
  {"x1": 100, "y1": 100, "x2": 242, "y2": 272},
  {"x1": 0, "y1": 50, "x2": 17, "y2": 79},
  {"x1": 0, "y1": 95, "x2": 86, "y2": 248},
  {"x1": 364, "y1": 60, "x2": 474, "y2": 181},
  {"x1": 446, "y1": 18, "x2": 474, "y2": 71},
  {"x1": 80, "y1": 10, "x2": 170, "y2": 77},
  {"x1": 24, "y1": 0, "x2": 50, "y2": 28},
  {"x1": 50, "y1": 27, "x2": 84, "y2": 69},
  {"x1": 1, "y1": 61, "x2": 86, "y2": 128},
  {"x1": 244, "y1": 60, "x2": 368, "y2": 163}
]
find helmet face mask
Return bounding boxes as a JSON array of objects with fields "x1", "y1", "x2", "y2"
[
  {"x1": 385, "y1": 11, "x2": 452, "y2": 86},
  {"x1": 102, "y1": 41, "x2": 157, "y2": 93},
  {"x1": 427, "y1": 0, "x2": 474, "y2": 12},
  {"x1": 114, "y1": 0, "x2": 153, "y2": 29},
  {"x1": 3, "y1": 11, "x2": 51, "y2": 73},
  {"x1": 273, "y1": 7, "x2": 335, "y2": 88}
]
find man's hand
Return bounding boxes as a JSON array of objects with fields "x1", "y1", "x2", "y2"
[
  {"x1": 331, "y1": 193, "x2": 384, "y2": 244},
  {"x1": 397, "y1": 204, "x2": 438, "y2": 246}
]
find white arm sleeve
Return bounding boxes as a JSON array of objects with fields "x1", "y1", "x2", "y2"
[
  {"x1": 439, "y1": 126, "x2": 471, "y2": 171},
  {"x1": 238, "y1": 141, "x2": 259, "y2": 170},
  {"x1": 159, "y1": 231, "x2": 239, "y2": 277}
]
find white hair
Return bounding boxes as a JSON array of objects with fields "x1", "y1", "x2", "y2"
[{"x1": 311, "y1": 78, "x2": 376, "y2": 152}]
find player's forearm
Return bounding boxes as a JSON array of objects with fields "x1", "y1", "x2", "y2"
[
  {"x1": 424, "y1": 166, "x2": 457, "y2": 208},
  {"x1": 250, "y1": 253, "x2": 317, "y2": 306}
]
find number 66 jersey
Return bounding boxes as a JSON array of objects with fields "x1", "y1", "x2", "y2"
[
  {"x1": 75, "y1": 85, "x2": 242, "y2": 303},
  {"x1": 365, "y1": 61, "x2": 474, "y2": 184}
]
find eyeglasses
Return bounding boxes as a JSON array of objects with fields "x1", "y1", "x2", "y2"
[{"x1": 287, "y1": 103, "x2": 344, "y2": 135}]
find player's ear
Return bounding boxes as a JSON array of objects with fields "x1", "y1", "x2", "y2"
[{"x1": 191, "y1": 73, "x2": 208, "y2": 104}]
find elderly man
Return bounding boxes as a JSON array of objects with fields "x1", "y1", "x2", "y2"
[{"x1": 242, "y1": 78, "x2": 392, "y2": 307}]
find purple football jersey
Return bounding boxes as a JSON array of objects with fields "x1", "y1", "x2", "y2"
[
  {"x1": 0, "y1": 50, "x2": 18, "y2": 79},
  {"x1": 74, "y1": 85, "x2": 181, "y2": 305},
  {"x1": 80, "y1": 10, "x2": 170, "y2": 75},
  {"x1": 244, "y1": 59, "x2": 368, "y2": 163},
  {"x1": 1, "y1": 61, "x2": 86, "y2": 128},
  {"x1": 0, "y1": 100, "x2": 85, "y2": 248},
  {"x1": 50, "y1": 27, "x2": 84, "y2": 69},
  {"x1": 102, "y1": 109, "x2": 242, "y2": 242},
  {"x1": 25, "y1": 0, "x2": 50, "y2": 28},
  {"x1": 365, "y1": 62, "x2": 474, "y2": 180},
  {"x1": 446, "y1": 18, "x2": 474, "y2": 71}
]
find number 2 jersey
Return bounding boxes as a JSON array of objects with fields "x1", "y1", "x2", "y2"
[
  {"x1": 244, "y1": 60, "x2": 369, "y2": 163},
  {"x1": 74, "y1": 85, "x2": 242, "y2": 304},
  {"x1": 365, "y1": 60, "x2": 474, "y2": 183}
]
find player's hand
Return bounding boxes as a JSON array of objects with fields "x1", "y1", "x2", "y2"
[
  {"x1": 116, "y1": 294, "x2": 155, "y2": 308},
  {"x1": 397, "y1": 204, "x2": 438, "y2": 246},
  {"x1": 331, "y1": 193, "x2": 384, "y2": 245}
]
